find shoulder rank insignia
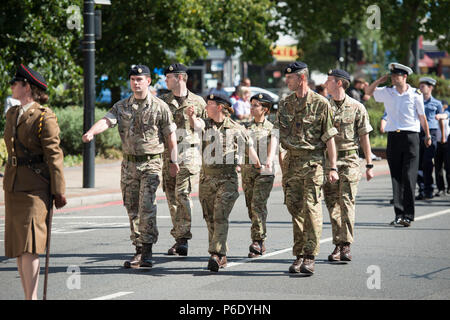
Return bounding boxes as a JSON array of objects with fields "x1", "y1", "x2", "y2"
[{"x1": 416, "y1": 88, "x2": 422, "y2": 95}]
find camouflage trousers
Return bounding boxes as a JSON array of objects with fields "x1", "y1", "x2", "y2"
[
  {"x1": 162, "y1": 160, "x2": 199, "y2": 240},
  {"x1": 283, "y1": 153, "x2": 325, "y2": 257},
  {"x1": 199, "y1": 169, "x2": 239, "y2": 256},
  {"x1": 323, "y1": 153, "x2": 361, "y2": 245},
  {"x1": 241, "y1": 165, "x2": 274, "y2": 241},
  {"x1": 121, "y1": 158, "x2": 162, "y2": 246}
]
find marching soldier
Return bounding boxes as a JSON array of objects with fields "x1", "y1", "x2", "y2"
[
  {"x1": 274, "y1": 61, "x2": 339, "y2": 275},
  {"x1": 194, "y1": 93, "x2": 262, "y2": 272},
  {"x1": 4, "y1": 64, "x2": 67, "y2": 299},
  {"x1": 82, "y1": 65, "x2": 179, "y2": 270},
  {"x1": 241, "y1": 93, "x2": 277, "y2": 258},
  {"x1": 323, "y1": 69, "x2": 374, "y2": 262},
  {"x1": 160, "y1": 63, "x2": 206, "y2": 256}
]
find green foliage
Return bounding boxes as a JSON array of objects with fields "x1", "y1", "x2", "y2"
[
  {"x1": 279, "y1": 0, "x2": 450, "y2": 70},
  {"x1": 0, "y1": 138, "x2": 7, "y2": 167},
  {"x1": 407, "y1": 74, "x2": 450, "y2": 101},
  {"x1": 97, "y1": 0, "x2": 279, "y2": 95},
  {"x1": 0, "y1": 0, "x2": 84, "y2": 110},
  {"x1": 54, "y1": 106, "x2": 121, "y2": 156}
]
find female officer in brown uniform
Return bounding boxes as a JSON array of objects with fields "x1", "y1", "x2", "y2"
[{"x1": 3, "y1": 64, "x2": 66, "y2": 299}]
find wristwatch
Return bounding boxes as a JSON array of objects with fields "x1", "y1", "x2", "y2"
[
  {"x1": 366, "y1": 164, "x2": 374, "y2": 169},
  {"x1": 330, "y1": 168, "x2": 338, "y2": 172},
  {"x1": 170, "y1": 159, "x2": 178, "y2": 164}
]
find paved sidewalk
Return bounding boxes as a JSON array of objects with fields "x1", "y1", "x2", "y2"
[{"x1": 0, "y1": 159, "x2": 390, "y2": 214}]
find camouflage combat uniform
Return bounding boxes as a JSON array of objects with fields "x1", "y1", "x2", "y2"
[
  {"x1": 105, "y1": 94, "x2": 176, "y2": 247},
  {"x1": 241, "y1": 119, "x2": 275, "y2": 242},
  {"x1": 160, "y1": 91, "x2": 206, "y2": 241},
  {"x1": 274, "y1": 89, "x2": 338, "y2": 257},
  {"x1": 198, "y1": 117, "x2": 253, "y2": 256},
  {"x1": 323, "y1": 95, "x2": 372, "y2": 245}
]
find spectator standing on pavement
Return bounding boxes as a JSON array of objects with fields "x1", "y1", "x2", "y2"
[
  {"x1": 346, "y1": 77, "x2": 370, "y2": 104},
  {"x1": 197, "y1": 93, "x2": 262, "y2": 272},
  {"x1": 241, "y1": 93, "x2": 277, "y2": 258},
  {"x1": 3, "y1": 64, "x2": 67, "y2": 299},
  {"x1": 274, "y1": 61, "x2": 339, "y2": 275},
  {"x1": 365, "y1": 63, "x2": 431, "y2": 227},
  {"x1": 232, "y1": 86, "x2": 252, "y2": 122},
  {"x1": 208, "y1": 81, "x2": 228, "y2": 97},
  {"x1": 82, "y1": 65, "x2": 179, "y2": 270},
  {"x1": 323, "y1": 69, "x2": 374, "y2": 263},
  {"x1": 160, "y1": 63, "x2": 206, "y2": 257},
  {"x1": 415, "y1": 77, "x2": 443, "y2": 200}
]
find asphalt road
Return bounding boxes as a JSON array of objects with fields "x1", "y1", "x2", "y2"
[{"x1": 1, "y1": 172, "x2": 449, "y2": 304}]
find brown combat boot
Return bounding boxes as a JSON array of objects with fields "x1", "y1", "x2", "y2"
[
  {"x1": 167, "y1": 238, "x2": 189, "y2": 256},
  {"x1": 288, "y1": 255, "x2": 304, "y2": 273},
  {"x1": 300, "y1": 255, "x2": 315, "y2": 274},
  {"x1": 139, "y1": 243, "x2": 153, "y2": 270},
  {"x1": 124, "y1": 246, "x2": 142, "y2": 268},
  {"x1": 207, "y1": 253, "x2": 227, "y2": 272},
  {"x1": 328, "y1": 245, "x2": 341, "y2": 262},
  {"x1": 248, "y1": 240, "x2": 266, "y2": 258},
  {"x1": 340, "y1": 243, "x2": 352, "y2": 261}
]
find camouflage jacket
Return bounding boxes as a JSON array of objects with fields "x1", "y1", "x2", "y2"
[
  {"x1": 329, "y1": 94, "x2": 373, "y2": 151},
  {"x1": 200, "y1": 117, "x2": 253, "y2": 169},
  {"x1": 243, "y1": 118, "x2": 273, "y2": 165},
  {"x1": 274, "y1": 89, "x2": 338, "y2": 152},
  {"x1": 105, "y1": 94, "x2": 176, "y2": 155}
]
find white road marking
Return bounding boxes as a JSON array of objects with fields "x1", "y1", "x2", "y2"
[
  {"x1": 90, "y1": 291, "x2": 133, "y2": 300},
  {"x1": 225, "y1": 237, "x2": 333, "y2": 268},
  {"x1": 414, "y1": 208, "x2": 450, "y2": 221}
]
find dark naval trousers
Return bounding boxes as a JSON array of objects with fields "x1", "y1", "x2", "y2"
[
  {"x1": 417, "y1": 129, "x2": 438, "y2": 196},
  {"x1": 387, "y1": 131, "x2": 420, "y2": 221}
]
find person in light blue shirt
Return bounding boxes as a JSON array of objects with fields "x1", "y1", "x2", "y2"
[{"x1": 416, "y1": 77, "x2": 443, "y2": 199}]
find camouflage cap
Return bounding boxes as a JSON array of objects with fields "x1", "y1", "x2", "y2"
[
  {"x1": 164, "y1": 63, "x2": 188, "y2": 75},
  {"x1": 10, "y1": 64, "x2": 48, "y2": 91},
  {"x1": 128, "y1": 64, "x2": 150, "y2": 78},
  {"x1": 284, "y1": 61, "x2": 308, "y2": 75},
  {"x1": 206, "y1": 93, "x2": 232, "y2": 107},
  {"x1": 328, "y1": 69, "x2": 351, "y2": 82}
]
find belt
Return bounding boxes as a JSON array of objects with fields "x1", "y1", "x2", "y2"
[
  {"x1": 203, "y1": 166, "x2": 236, "y2": 175},
  {"x1": 390, "y1": 130, "x2": 418, "y2": 134},
  {"x1": 8, "y1": 154, "x2": 44, "y2": 167},
  {"x1": 124, "y1": 153, "x2": 161, "y2": 162},
  {"x1": 288, "y1": 149, "x2": 323, "y2": 157},
  {"x1": 178, "y1": 142, "x2": 199, "y2": 148},
  {"x1": 338, "y1": 149, "x2": 358, "y2": 157}
]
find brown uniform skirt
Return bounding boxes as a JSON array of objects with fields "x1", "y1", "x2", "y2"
[{"x1": 4, "y1": 190, "x2": 50, "y2": 258}]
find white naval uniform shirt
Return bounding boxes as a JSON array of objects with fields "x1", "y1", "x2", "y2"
[{"x1": 373, "y1": 85, "x2": 425, "y2": 132}]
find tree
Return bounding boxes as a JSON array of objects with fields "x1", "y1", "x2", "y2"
[
  {"x1": 97, "y1": 0, "x2": 279, "y2": 101},
  {"x1": 278, "y1": 0, "x2": 450, "y2": 72},
  {"x1": 0, "y1": 0, "x2": 84, "y2": 111}
]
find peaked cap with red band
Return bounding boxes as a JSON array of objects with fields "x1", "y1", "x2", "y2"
[{"x1": 11, "y1": 64, "x2": 48, "y2": 91}]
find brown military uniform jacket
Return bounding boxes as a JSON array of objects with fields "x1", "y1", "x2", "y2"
[{"x1": 3, "y1": 102, "x2": 65, "y2": 257}]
